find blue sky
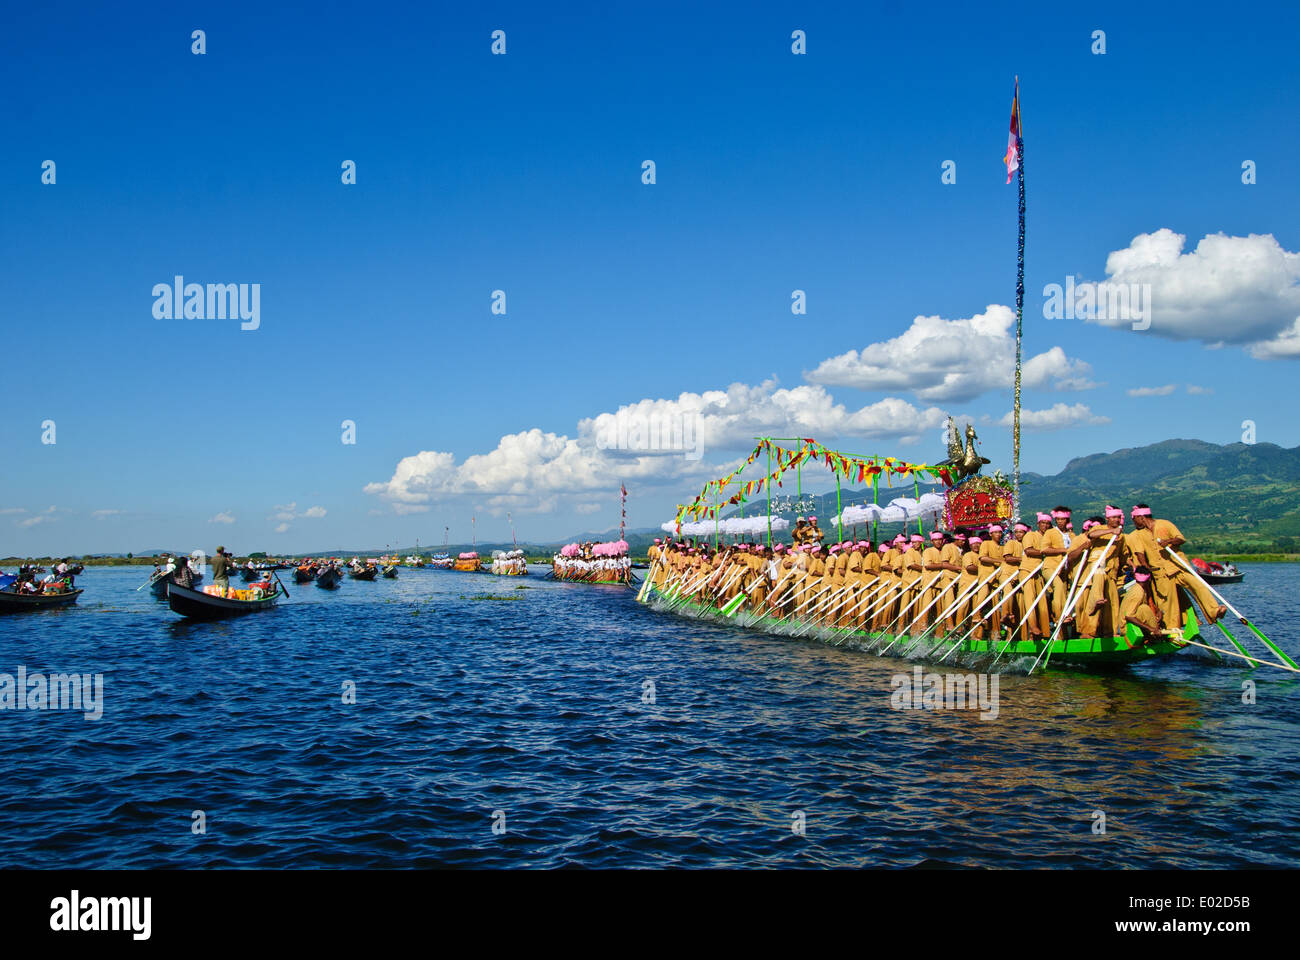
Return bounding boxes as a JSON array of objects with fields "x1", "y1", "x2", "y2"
[{"x1": 4, "y1": 1, "x2": 1299, "y2": 555}]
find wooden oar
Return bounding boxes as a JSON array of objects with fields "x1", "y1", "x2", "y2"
[
  {"x1": 826, "y1": 579, "x2": 900, "y2": 645},
  {"x1": 872, "y1": 573, "x2": 944, "y2": 653},
  {"x1": 721, "y1": 569, "x2": 772, "y2": 617},
  {"x1": 1028, "y1": 546, "x2": 1108, "y2": 674},
  {"x1": 635, "y1": 558, "x2": 662, "y2": 602},
  {"x1": 792, "y1": 582, "x2": 857, "y2": 636},
  {"x1": 1166, "y1": 550, "x2": 1298, "y2": 669},
  {"x1": 697, "y1": 563, "x2": 748, "y2": 616},
  {"x1": 272, "y1": 569, "x2": 291, "y2": 599},
  {"x1": 904, "y1": 567, "x2": 1003, "y2": 654},
  {"x1": 822, "y1": 579, "x2": 888, "y2": 643},
  {"x1": 947, "y1": 560, "x2": 1046, "y2": 664},
  {"x1": 1176, "y1": 637, "x2": 1300, "y2": 673},
  {"x1": 137, "y1": 569, "x2": 167, "y2": 591},
  {"x1": 884, "y1": 576, "x2": 961, "y2": 653},
  {"x1": 755, "y1": 566, "x2": 801, "y2": 621}
]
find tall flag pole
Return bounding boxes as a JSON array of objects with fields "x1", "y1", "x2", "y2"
[
  {"x1": 619, "y1": 483, "x2": 627, "y2": 542},
  {"x1": 1004, "y1": 77, "x2": 1024, "y2": 523}
]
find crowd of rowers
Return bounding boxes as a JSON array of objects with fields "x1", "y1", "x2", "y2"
[
  {"x1": 551, "y1": 543, "x2": 635, "y2": 583},
  {"x1": 647, "y1": 505, "x2": 1227, "y2": 644}
]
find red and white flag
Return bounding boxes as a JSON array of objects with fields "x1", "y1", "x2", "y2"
[{"x1": 1004, "y1": 81, "x2": 1021, "y2": 184}]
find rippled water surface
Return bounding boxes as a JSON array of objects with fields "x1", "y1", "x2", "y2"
[{"x1": 2, "y1": 564, "x2": 1298, "y2": 868}]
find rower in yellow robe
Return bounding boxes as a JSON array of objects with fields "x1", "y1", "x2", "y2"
[
  {"x1": 1119, "y1": 564, "x2": 1165, "y2": 642},
  {"x1": 792, "y1": 545, "x2": 816, "y2": 619},
  {"x1": 999, "y1": 524, "x2": 1029, "y2": 640},
  {"x1": 872, "y1": 537, "x2": 904, "y2": 631},
  {"x1": 895, "y1": 534, "x2": 926, "y2": 630},
  {"x1": 746, "y1": 544, "x2": 770, "y2": 611},
  {"x1": 917, "y1": 532, "x2": 947, "y2": 632},
  {"x1": 938, "y1": 532, "x2": 964, "y2": 630},
  {"x1": 837, "y1": 542, "x2": 863, "y2": 627},
  {"x1": 978, "y1": 525, "x2": 1006, "y2": 638},
  {"x1": 853, "y1": 540, "x2": 880, "y2": 630},
  {"x1": 819, "y1": 543, "x2": 847, "y2": 625},
  {"x1": 1083, "y1": 506, "x2": 1129, "y2": 637},
  {"x1": 1131, "y1": 504, "x2": 1226, "y2": 627},
  {"x1": 1041, "y1": 507, "x2": 1075, "y2": 623},
  {"x1": 766, "y1": 545, "x2": 797, "y2": 618},
  {"x1": 957, "y1": 535, "x2": 987, "y2": 640},
  {"x1": 806, "y1": 544, "x2": 829, "y2": 619},
  {"x1": 1069, "y1": 517, "x2": 1105, "y2": 639},
  {"x1": 1018, "y1": 514, "x2": 1052, "y2": 641}
]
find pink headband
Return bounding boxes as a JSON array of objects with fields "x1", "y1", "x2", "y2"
[
  {"x1": 1052, "y1": 510, "x2": 1070, "y2": 519},
  {"x1": 987, "y1": 524, "x2": 1003, "y2": 534},
  {"x1": 1105, "y1": 506, "x2": 1124, "y2": 518},
  {"x1": 1131, "y1": 507, "x2": 1152, "y2": 518},
  {"x1": 1036, "y1": 512, "x2": 1051, "y2": 523},
  {"x1": 910, "y1": 535, "x2": 924, "y2": 543},
  {"x1": 878, "y1": 544, "x2": 889, "y2": 553},
  {"x1": 1082, "y1": 520, "x2": 1096, "y2": 531},
  {"x1": 1014, "y1": 522, "x2": 1030, "y2": 532},
  {"x1": 929, "y1": 531, "x2": 944, "y2": 540},
  {"x1": 969, "y1": 536, "x2": 983, "y2": 545}
]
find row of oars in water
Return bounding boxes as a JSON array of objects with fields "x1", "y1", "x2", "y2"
[{"x1": 636, "y1": 542, "x2": 1299, "y2": 675}]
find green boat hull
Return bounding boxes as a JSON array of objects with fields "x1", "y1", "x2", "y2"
[{"x1": 640, "y1": 584, "x2": 1192, "y2": 667}]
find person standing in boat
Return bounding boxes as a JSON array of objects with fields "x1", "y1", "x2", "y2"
[
  {"x1": 807, "y1": 516, "x2": 825, "y2": 547},
  {"x1": 212, "y1": 546, "x2": 232, "y2": 596},
  {"x1": 1130, "y1": 504, "x2": 1226, "y2": 625},
  {"x1": 1042, "y1": 508, "x2": 1074, "y2": 623}
]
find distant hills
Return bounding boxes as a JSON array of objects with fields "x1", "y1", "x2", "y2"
[
  {"x1": 10, "y1": 440, "x2": 1299, "y2": 563},
  {"x1": 692, "y1": 438, "x2": 1300, "y2": 555}
]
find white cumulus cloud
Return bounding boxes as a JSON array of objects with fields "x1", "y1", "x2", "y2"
[
  {"x1": 806, "y1": 304, "x2": 1096, "y2": 402},
  {"x1": 999, "y1": 403, "x2": 1110, "y2": 432},
  {"x1": 209, "y1": 511, "x2": 236, "y2": 524},
  {"x1": 1080, "y1": 229, "x2": 1300, "y2": 356},
  {"x1": 366, "y1": 380, "x2": 951, "y2": 514},
  {"x1": 1126, "y1": 384, "x2": 1177, "y2": 397}
]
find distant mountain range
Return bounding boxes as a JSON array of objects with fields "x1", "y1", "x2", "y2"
[{"x1": 682, "y1": 438, "x2": 1300, "y2": 555}]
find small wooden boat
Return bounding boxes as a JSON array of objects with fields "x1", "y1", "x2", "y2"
[
  {"x1": 167, "y1": 581, "x2": 280, "y2": 620},
  {"x1": 241, "y1": 566, "x2": 260, "y2": 582},
  {"x1": 294, "y1": 565, "x2": 317, "y2": 584},
  {"x1": 316, "y1": 567, "x2": 342, "y2": 589},
  {"x1": 0, "y1": 587, "x2": 83, "y2": 612},
  {"x1": 1192, "y1": 557, "x2": 1244, "y2": 584},
  {"x1": 150, "y1": 570, "x2": 204, "y2": 598},
  {"x1": 382, "y1": 564, "x2": 398, "y2": 579},
  {"x1": 349, "y1": 565, "x2": 378, "y2": 581}
]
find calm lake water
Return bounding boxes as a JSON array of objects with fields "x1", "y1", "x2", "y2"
[{"x1": 1, "y1": 563, "x2": 1298, "y2": 868}]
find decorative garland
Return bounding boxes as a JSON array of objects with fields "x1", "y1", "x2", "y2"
[{"x1": 673, "y1": 437, "x2": 954, "y2": 526}]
